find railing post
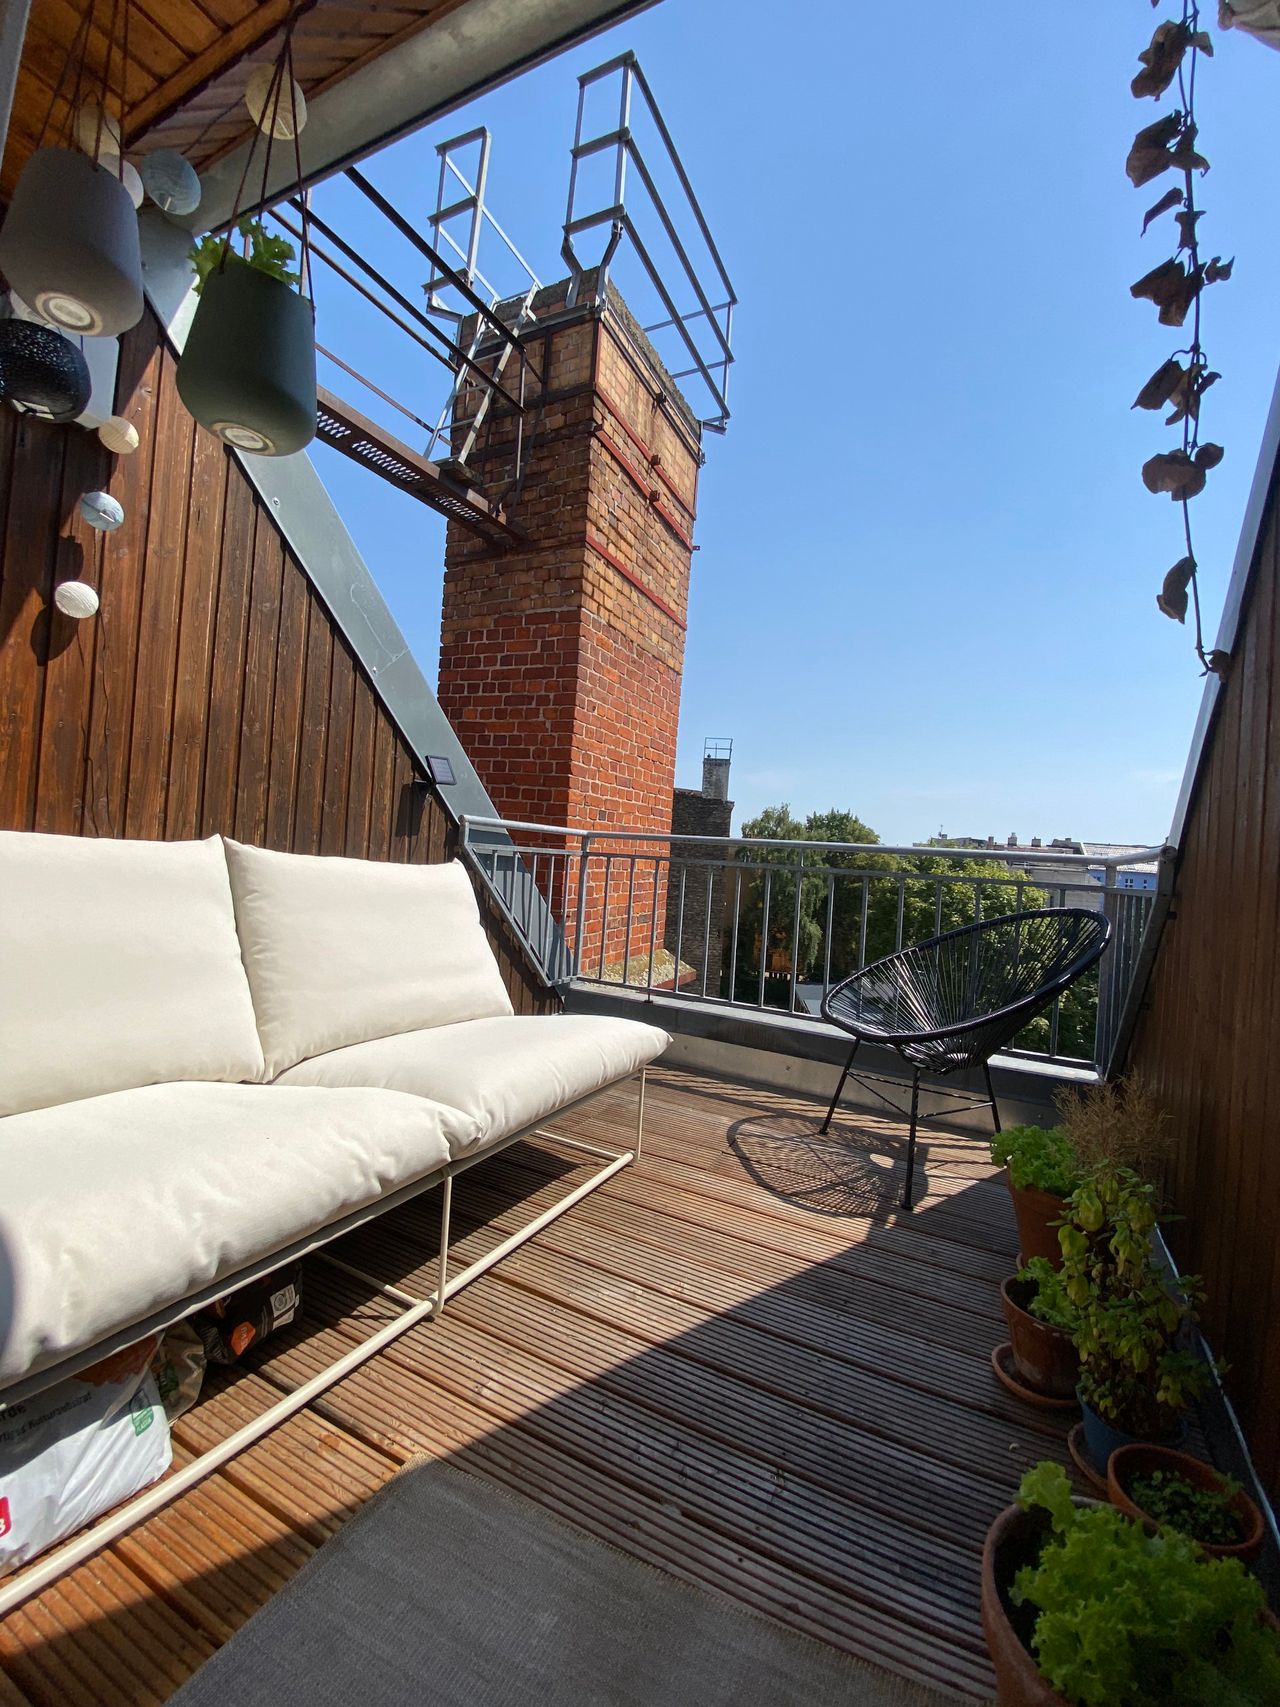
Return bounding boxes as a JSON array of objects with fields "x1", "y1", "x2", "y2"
[
  {"x1": 573, "y1": 833, "x2": 592, "y2": 980},
  {"x1": 1095, "y1": 861, "x2": 1124, "y2": 1074}
]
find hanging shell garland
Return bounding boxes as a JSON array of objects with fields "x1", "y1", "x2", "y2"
[
  {"x1": 74, "y1": 102, "x2": 122, "y2": 162},
  {"x1": 97, "y1": 415, "x2": 140, "y2": 455},
  {"x1": 139, "y1": 150, "x2": 201, "y2": 217},
  {"x1": 79, "y1": 491, "x2": 125, "y2": 531},
  {"x1": 244, "y1": 65, "x2": 307, "y2": 138},
  {"x1": 54, "y1": 580, "x2": 100, "y2": 619}
]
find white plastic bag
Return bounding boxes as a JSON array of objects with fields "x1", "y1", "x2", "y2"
[{"x1": 0, "y1": 1337, "x2": 172, "y2": 1576}]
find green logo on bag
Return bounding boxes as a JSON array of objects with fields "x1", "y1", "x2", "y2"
[{"x1": 129, "y1": 1392, "x2": 154, "y2": 1435}]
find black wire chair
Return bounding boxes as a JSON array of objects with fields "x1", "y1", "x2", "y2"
[{"x1": 819, "y1": 908, "x2": 1111, "y2": 1211}]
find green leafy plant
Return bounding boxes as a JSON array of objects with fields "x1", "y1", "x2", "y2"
[
  {"x1": 1059, "y1": 1166, "x2": 1210, "y2": 1437},
  {"x1": 991, "y1": 1124, "x2": 1079, "y2": 1197},
  {"x1": 1011, "y1": 1461, "x2": 1278, "y2": 1706},
  {"x1": 189, "y1": 215, "x2": 300, "y2": 297},
  {"x1": 1018, "y1": 1256, "x2": 1077, "y2": 1334},
  {"x1": 1125, "y1": 1467, "x2": 1244, "y2": 1548}
]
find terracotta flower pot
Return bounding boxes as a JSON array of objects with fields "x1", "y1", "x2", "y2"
[
  {"x1": 1106, "y1": 1443, "x2": 1265, "y2": 1562},
  {"x1": 980, "y1": 1505, "x2": 1071, "y2": 1707},
  {"x1": 1001, "y1": 1277, "x2": 1079, "y2": 1400},
  {"x1": 1006, "y1": 1177, "x2": 1067, "y2": 1269}
]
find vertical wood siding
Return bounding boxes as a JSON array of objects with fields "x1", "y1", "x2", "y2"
[
  {"x1": 0, "y1": 309, "x2": 552, "y2": 1016},
  {"x1": 1127, "y1": 477, "x2": 1280, "y2": 1501}
]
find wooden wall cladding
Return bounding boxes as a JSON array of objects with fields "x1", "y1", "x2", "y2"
[
  {"x1": 0, "y1": 306, "x2": 553, "y2": 1015},
  {"x1": 1127, "y1": 479, "x2": 1280, "y2": 1503}
]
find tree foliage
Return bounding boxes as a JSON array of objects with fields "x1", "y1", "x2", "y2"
[{"x1": 723, "y1": 805, "x2": 1096, "y2": 1059}]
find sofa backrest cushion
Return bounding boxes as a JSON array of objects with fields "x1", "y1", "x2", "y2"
[
  {"x1": 222, "y1": 842, "x2": 515, "y2": 1078},
  {"x1": 0, "y1": 832, "x2": 267, "y2": 1116}
]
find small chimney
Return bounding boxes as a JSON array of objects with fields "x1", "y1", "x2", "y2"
[
  {"x1": 986, "y1": 835, "x2": 996, "y2": 849},
  {"x1": 1007, "y1": 833, "x2": 1018, "y2": 848},
  {"x1": 1031, "y1": 836, "x2": 1042, "y2": 849},
  {"x1": 702, "y1": 736, "x2": 732, "y2": 801}
]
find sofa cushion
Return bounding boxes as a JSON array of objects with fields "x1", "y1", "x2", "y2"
[
  {"x1": 0, "y1": 1082, "x2": 476, "y2": 1393},
  {"x1": 0, "y1": 832, "x2": 266, "y2": 1117},
  {"x1": 275, "y1": 1014, "x2": 671, "y2": 1156},
  {"x1": 223, "y1": 843, "x2": 515, "y2": 1078}
]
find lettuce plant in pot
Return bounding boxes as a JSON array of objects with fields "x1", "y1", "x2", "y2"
[
  {"x1": 1001, "y1": 1257, "x2": 1079, "y2": 1401},
  {"x1": 177, "y1": 215, "x2": 315, "y2": 456},
  {"x1": 981, "y1": 1460, "x2": 1280, "y2": 1707},
  {"x1": 1059, "y1": 1165, "x2": 1210, "y2": 1473},
  {"x1": 991, "y1": 1124, "x2": 1079, "y2": 1266}
]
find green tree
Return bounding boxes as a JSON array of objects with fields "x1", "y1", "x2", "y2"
[{"x1": 726, "y1": 804, "x2": 1053, "y2": 1021}]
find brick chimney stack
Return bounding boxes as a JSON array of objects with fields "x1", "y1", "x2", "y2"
[{"x1": 438, "y1": 278, "x2": 703, "y2": 962}]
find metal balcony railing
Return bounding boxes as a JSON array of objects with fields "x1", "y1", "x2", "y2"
[{"x1": 461, "y1": 817, "x2": 1171, "y2": 1077}]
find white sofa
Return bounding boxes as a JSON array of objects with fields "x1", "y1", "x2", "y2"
[{"x1": 0, "y1": 831, "x2": 670, "y2": 1406}]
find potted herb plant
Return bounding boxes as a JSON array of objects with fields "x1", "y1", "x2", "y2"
[
  {"x1": 991, "y1": 1124, "x2": 1079, "y2": 1266},
  {"x1": 1106, "y1": 1443, "x2": 1264, "y2": 1562},
  {"x1": 982, "y1": 1460, "x2": 1280, "y2": 1707},
  {"x1": 176, "y1": 214, "x2": 316, "y2": 456},
  {"x1": 1059, "y1": 1166, "x2": 1210, "y2": 1473},
  {"x1": 1000, "y1": 1257, "x2": 1079, "y2": 1402}
]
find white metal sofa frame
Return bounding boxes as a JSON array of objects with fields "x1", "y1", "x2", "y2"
[{"x1": 0, "y1": 1071, "x2": 647, "y2": 1615}]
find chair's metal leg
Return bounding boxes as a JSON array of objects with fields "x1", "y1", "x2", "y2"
[
  {"x1": 900, "y1": 1067, "x2": 921, "y2": 1212},
  {"x1": 983, "y1": 1062, "x2": 1002, "y2": 1135},
  {"x1": 435, "y1": 1176, "x2": 452, "y2": 1314},
  {"x1": 634, "y1": 1068, "x2": 646, "y2": 1159},
  {"x1": 820, "y1": 1040, "x2": 859, "y2": 1134}
]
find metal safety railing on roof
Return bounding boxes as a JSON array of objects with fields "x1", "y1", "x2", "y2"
[
  {"x1": 261, "y1": 164, "x2": 544, "y2": 535},
  {"x1": 563, "y1": 53, "x2": 737, "y2": 433},
  {"x1": 460, "y1": 816, "x2": 1172, "y2": 1078}
]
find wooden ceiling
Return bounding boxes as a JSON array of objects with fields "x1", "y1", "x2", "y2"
[{"x1": 3, "y1": 0, "x2": 466, "y2": 203}]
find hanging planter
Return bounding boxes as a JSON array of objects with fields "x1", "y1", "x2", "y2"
[
  {"x1": 0, "y1": 148, "x2": 143, "y2": 336},
  {"x1": 177, "y1": 251, "x2": 315, "y2": 454},
  {"x1": 0, "y1": 1, "x2": 145, "y2": 338},
  {"x1": 176, "y1": 11, "x2": 315, "y2": 457},
  {"x1": 0, "y1": 319, "x2": 92, "y2": 421}
]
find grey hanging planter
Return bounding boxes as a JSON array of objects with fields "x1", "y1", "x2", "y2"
[
  {"x1": 0, "y1": 318, "x2": 92, "y2": 421},
  {"x1": 176, "y1": 256, "x2": 316, "y2": 456},
  {"x1": 0, "y1": 149, "x2": 143, "y2": 337}
]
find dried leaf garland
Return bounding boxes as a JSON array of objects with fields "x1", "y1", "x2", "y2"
[
  {"x1": 1132, "y1": 358, "x2": 1186, "y2": 411},
  {"x1": 1142, "y1": 187, "x2": 1184, "y2": 234},
  {"x1": 1205, "y1": 254, "x2": 1233, "y2": 281},
  {"x1": 1157, "y1": 555, "x2": 1197, "y2": 622},
  {"x1": 1163, "y1": 367, "x2": 1218, "y2": 426},
  {"x1": 1132, "y1": 21, "x2": 1192, "y2": 99},
  {"x1": 1130, "y1": 256, "x2": 1205, "y2": 325},
  {"x1": 1126, "y1": 112, "x2": 1184, "y2": 186},
  {"x1": 1194, "y1": 441, "x2": 1224, "y2": 469},
  {"x1": 1142, "y1": 449, "x2": 1207, "y2": 500}
]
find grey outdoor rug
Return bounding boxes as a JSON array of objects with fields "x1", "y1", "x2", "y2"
[{"x1": 170, "y1": 1457, "x2": 966, "y2": 1706}]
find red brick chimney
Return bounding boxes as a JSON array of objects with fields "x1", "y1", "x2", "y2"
[{"x1": 438, "y1": 280, "x2": 702, "y2": 964}]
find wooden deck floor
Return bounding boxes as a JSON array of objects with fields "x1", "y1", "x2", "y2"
[{"x1": 0, "y1": 1064, "x2": 1080, "y2": 1704}]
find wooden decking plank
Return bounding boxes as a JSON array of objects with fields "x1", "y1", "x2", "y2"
[
  {"x1": 256, "y1": 1276, "x2": 988, "y2": 1647},
  {"x1": 458, "y1": 1168, "x2": 1006, "y2": 1356},
  {"x1": 456, "y1": 1150, "x2": 1010, "y2": 1343},
  {"x1": 249, "y1": 1314, "x2": 992, "y2": 1697}
]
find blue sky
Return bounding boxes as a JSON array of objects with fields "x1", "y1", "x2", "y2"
[{"x1": 304, "y1": 1, "x2": 1280, "y2": 846}]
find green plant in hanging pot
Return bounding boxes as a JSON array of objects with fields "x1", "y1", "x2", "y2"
[
  {"x1": 178, "y1": 214, "x2": 315, "y2": 456},
  {"x1": 1059, "y1": 1165, "x2": 1211, "y2": 1472}
]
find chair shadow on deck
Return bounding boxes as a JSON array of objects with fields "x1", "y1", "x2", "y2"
[
  {"x1": 729, "y1": 1111, "x2": 925, "y2": 1221},
  {"x1": 3, "y1": 1074, "x2": 1083, "y2": 1707}
]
